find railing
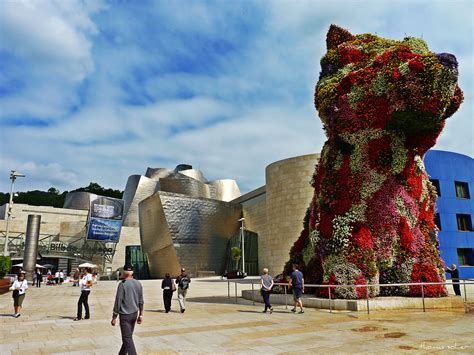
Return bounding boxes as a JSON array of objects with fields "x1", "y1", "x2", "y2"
[{"x1": 226, "y1": 278, "x2": 474, "y2": 314}]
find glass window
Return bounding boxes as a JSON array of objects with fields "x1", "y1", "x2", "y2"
[
  {"x1": 434, "y1": 213, "x2": 441, "y2": 230},
  {"x1": 457, "y1": 248, "x2": 474, "y2": 266},
  {"x1": 455, "y1": 181, "x2": 470, "y2": 199},
  {"x1": 456, "y1": 214, "x2": 472, "y2": 231},
  {"x1": 430, "y1": 179, "x2": 441, "y2": 196}
]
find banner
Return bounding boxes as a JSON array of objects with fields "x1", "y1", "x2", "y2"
[{"x1": 87, "y1": 196, "x2": 124, "y2": 242}]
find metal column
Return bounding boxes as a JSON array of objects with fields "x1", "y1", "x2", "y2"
[{"x1": 23, "y1": 215, "x2": 41, "y2": 283}]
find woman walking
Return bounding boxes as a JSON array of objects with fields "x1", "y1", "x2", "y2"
[
  {"x1": 161, "y1": 273, "x2": 175, "y2": 313},
  {"x1": 10, "y1": 271, "x2": 28, "y2": 318},
  {"x1": 74, "y1": 267, "x2": 93, "y2": 321},
  {"x1": 260, "y1": 268, "x2": 273, "y2": 313}
]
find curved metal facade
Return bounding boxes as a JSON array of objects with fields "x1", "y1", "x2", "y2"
[
  {"x1": 139, "y1": 191, "x2": 242, "y2": 278},
  {"x1": 63, "y1": 192, "x2": 94, "y2": 210},
  {"x1": 122, "y1": 175, "x2": 158, "y2": 227}
]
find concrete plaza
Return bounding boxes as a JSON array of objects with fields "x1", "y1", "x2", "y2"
[{"x1": 0, "y1": 278, "x2": 472, "y2": 354}]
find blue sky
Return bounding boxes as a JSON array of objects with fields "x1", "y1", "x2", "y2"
[{"x1": 0, "y1": 0, "x2": 472, "y2": 193}]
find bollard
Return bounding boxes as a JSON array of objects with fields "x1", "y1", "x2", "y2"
[
  {"x1": 463, "y1": 280, "x2": 467, "y2": 302},
  {"x1": 284, "y1": 285, "x2": 288, "y2": 309},
  {"x1": 328, "y1": 285, "x2": 332, "y2": 313},
  {"x1": 228, "y1": 281, "x2": 230, "y2": 299},
  {"x1": 235, "y1": 282, "x2": 238, "y2": 303},
  {"x1": 366, "y1": 285, "x2": 370, "y2": 315},
  {"x1": 421, "y1": 284, "x2": 426, "y2": 312}
]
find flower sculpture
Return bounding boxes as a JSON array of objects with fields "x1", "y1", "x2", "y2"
[{"x1": 285, "y1": 25, "x2": 463, "y2": 298}]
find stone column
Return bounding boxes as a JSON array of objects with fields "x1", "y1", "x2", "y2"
[{"x1": 23, "y1": 215, "x2": 41, "y2": 283}]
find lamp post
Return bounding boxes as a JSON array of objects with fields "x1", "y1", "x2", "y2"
[
  {"x1": 238, "y1": 217, "x2": 245, "y2": 276},
  {"x1": 3, "y1": 170, "x2": 25, "y2": 256}
]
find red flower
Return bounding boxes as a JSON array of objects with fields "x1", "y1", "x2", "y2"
[
  {"x1": 399, "y1": 217, "x2": 414, "y2": 253},
  {"x1": 352, "y1": 225, "x2": 374, "y2": 250},
  {"x1": 408, "y1": 59, "x2": 424, "y2": 72},
  {"x1": 393, "y1": 67, "x2": 402, "y2": 80}
]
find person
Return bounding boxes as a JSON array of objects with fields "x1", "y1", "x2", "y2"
[
  {"x1": 54, "y1": 270, "x2": 60, "y2": 285},
  {"x1": 73, "y1": 268, "x2": 80, "y2": 287},
  {"x1": 445, "y1": 264, "x2": 461, "y2": 296},
  {"x1": 59, "y1": 269, "x2": 64, "y2": 285},
  {"x1": 111, "y1": 264, "x2": 144, "y2": 355},
  {"x1": 74, "y1": 267, "x2": 93, "y2": 321},
  {"x1": 161, "y1": 273, "x2": 175, "y2": 313},
  {"x1": 10, "y1": 271, "x2": 28, "y2": 318},
  {"x1": 260, "y1": 268, "x2": 274, "y2": 313},
  {"x1": 116, "y1": 269, "x2": 120, "y2": 282},
  {"x1": 289, "y1": 264, "x2": 304, "y2": 314},
  {"x1": 175, "y1": 268, "x2": 191, "y2": 313},
  {"x1": 35, "y1": 269, "x2": 42, "y2": 288}
]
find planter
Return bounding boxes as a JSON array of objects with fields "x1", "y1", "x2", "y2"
[{"x1": 0, "y1": 278, "x2": 12, "y2": 295}]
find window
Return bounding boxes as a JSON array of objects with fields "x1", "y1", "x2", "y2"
[
  {"x1": 430, "y1": 179, "x2": 441, "y2": 196},
  {"x1": 456, "y1": 214, "x2": 472, "y2": 231},
  {"x1": 457, "y1": 248, "x2": 474, "y2": 266},
  {"x1": 434, "y1": 213, "x2": 441, "y2": 230},
  {"x1": 455, "y1": 181, "x2": 470, "y2": 199}
]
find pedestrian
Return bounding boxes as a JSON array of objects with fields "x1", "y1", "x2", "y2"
[
  {"x1": 111, "y1": 264, "x2": 144, "y2": 355},
  {"x1": 35, "y1": 269, "x2": 42, "y2": 288},
  {"x1": 260, "y1": 268, "x2": 274, "y2": 313},
  {"x1": 161, "y1": 273, "x2": 176, "y2": 313},
  {"x1": 74, "y1": 267, "x2": 93, "y2": 321},
  {"x1": 54, "y1": 270, "x2": 60, "y2": 285},
  {"x1": 10, "y1": 271, "x2": 28, "y2": 318},
  {"x1": 445, "y1": 264, "x2": 461, "y2": 296},
  {"x1": 73, "y1": 268, "x2": 80, "y2": 287},
  {"x1": 59, "y1": 269, "x2": 64, "y2": 285},
  {"x1": 288, "y1": 264, "x2": 304, "y2": 314},
  {"x1": 175, "y1": 268, "x2": 191, "y2": 313}
]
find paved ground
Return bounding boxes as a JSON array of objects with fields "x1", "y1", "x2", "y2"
[{"x1": 0, "y1": 277, "x2": 473, "y2": 354}]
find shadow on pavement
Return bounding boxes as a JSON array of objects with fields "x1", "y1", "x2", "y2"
[
  {"x1": 186, "y1": 296, "x2": 250, "y2": 305},
  {"x1": 0, "y1": 313, "x2": 14, "y2": 317}
]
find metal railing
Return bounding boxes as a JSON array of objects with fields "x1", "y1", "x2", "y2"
[{"x1": 226, "y1": 278, "x2": 474, "y2": 314}]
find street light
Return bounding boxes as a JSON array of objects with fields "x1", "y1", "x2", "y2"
[
  {"x1": 3, "y1": 170, "x2": 25, "y2": 255},
  {"x1": 238, "y1": 217, "x2": 245, "y2": 276}
]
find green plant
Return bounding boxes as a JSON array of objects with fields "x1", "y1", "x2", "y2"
[
  {"x1": 0, "y1": 256, "x2": 11, "y2": 278},
  {"x1": 231, "y1": 247, "x2": 241, "y2": 262}
]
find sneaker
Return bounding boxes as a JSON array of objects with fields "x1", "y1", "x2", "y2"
[
  {"x1": 73, "y1": 317, "x2": 81, "y2": 321},
  {"x1": 270, "y1": 308, "x2": 273, "y2": 314},
  {"x1": 299, "y1": 310, "x2": 304, "y2": 314},
  {"x1": 262, "y1": 310, "x2": 267, "y2": 313},
  {"x1": 291, "y1": 308, "x2": 296, "y2": 313},
  {"x1": 15, "y1": 314, "x2": 21, "y2": 318},
  {"x1": 181, "y1": 309, "x2": 185, "y2": 313}
]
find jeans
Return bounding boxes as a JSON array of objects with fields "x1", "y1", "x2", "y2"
[
  {"x1": 163, "y1": 290, "x2": 173, "y2": 312},
  {"x1": 77, "y1": 291, "x2": 90, "y2": 319},
  {"x1": 178, "y1": 288, "x2": 187, "y2": 311},
  {"x1": 261, "y1": 289, "x2": 272, "y2": 311},
  {"x1": 119, "y1": 311, "x2": 138, "y2": 355}
]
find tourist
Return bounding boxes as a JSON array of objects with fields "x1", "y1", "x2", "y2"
[
  {"x1": 260, "y1": 268, "x2": 274, "y2": 313},
  {"x1": 74, "y1": 267, "x2": 93, "y2": 321},
  {"x1": 175, "y1": 268, "x2": 191, "y2": 313},
  {"x1": 289, "y1": 264, "x2": 304, "y2": 314},
  {"x1": 59, "y1": 269, "x2": 64, "y2": 285},
  {"x1": 54, "y1": 270, "x2": 60, "y2": 285},
  {"x1": 161, "y1": 273, "x2": 175, "y2": 313},
  {"x1": 35, "y1": 269, "x2": 42, "y2": 288},
  {"x1": 10, "y1": 271, "x2": 28, "y2": 318},
  {"x1": 445, "y1": 264, "x2": 461, "y2": 296},
  {"x1": 111, "y1": 264, "x2": 144, "y2": 355},
  {"x1": 73, "y1": 268, "x2": 80, "y2": 287}
]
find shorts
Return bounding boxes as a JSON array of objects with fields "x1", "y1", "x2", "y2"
[
  {"x1": 293, "y1": 287, "x2": 303, "y2": 301},
  {"x1": 14, "y1": 294, "x2": 25, "y2": 307}
]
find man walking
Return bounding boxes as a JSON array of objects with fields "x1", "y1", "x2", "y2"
[
  {"x1": 289, "y1": 264, "x2": 304, "y2": 314},
  {"x1": 175, "y1": 268, "x2": 191, "y2": 313},
  {"x1": 111, "y1": 264, "x2": 144, "y2": 355},
  {"x1": 445, "y1": 264, "x2": 461, "y2": 296}
]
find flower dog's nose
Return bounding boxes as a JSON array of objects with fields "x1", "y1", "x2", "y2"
[{"x1": 435, "y1": 53, "x2": 458, "y2": 70}]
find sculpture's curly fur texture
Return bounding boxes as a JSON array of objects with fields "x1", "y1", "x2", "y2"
[{"x1": 285, "y1": 25, "x2": 463, "y2": 299}]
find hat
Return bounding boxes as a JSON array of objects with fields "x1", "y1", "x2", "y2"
[
  {"x1": 123, "y1": 264, "x2": 133, "y2": 272},
  {"x1": 20, "y1": 270, "x2": 26, "y2": 274}
]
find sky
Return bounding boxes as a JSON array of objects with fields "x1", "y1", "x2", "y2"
[{"x1": 0, "y1": 0, "x2": 473, "y2": 194}]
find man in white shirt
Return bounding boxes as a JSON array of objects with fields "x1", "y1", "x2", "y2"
[{"x1": 74, "y1": 267, "x2": 93, "y2": 321}]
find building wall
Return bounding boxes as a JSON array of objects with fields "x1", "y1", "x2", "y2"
[
  {"x1": 111, "y1": 226, "x2": 141, "y2": 271},
  {"x1": 424, "y1": 150, "x2": 474, "y2": 279}
]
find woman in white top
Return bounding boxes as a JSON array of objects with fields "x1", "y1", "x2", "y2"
[
  {"x1": 10, "y1": 271, "x2": 28, "y2": 318},
  {"x1": 74, "y1": 267, "x2": 93, "y2": 321}
]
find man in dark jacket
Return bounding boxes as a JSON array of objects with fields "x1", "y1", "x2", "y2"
[
  {"x1": 445, "y1": 264, "x2": 461, "y2": 296},
  {"x1": 111, "y1": 264, "x2": 144, "y2": 355}
]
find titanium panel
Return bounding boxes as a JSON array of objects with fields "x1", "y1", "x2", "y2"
[
  {"x1": 139, "y1": 191, "x2": 242, "y2": 278},
  {"x1": 159, "y1": 174, "x2": 211, "y2": 199},
  {"x1": 63, "y1": 192, "x2": 94, "y2": 210},
  {"x1": 209, "y1": 179, "x2": 241, "y2": 202},
  {"x1": 122, "y1": 175, "x2": 157, "y2": 227},
  {"x1": 23, "y1": 214, "x2": 41, "y2": 282}
]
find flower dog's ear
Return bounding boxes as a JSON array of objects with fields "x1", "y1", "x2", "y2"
[{"x1": 326, "y1": 24, "x2": 355, "y2": 50}]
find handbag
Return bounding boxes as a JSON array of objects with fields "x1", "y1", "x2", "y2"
[{"x1": 12, "y1": 289, "x2": 19, "y2": 298}]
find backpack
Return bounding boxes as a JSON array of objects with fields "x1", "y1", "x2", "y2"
[{"x1": 179, "y1": 276, "x2": 190, "y2": 290}]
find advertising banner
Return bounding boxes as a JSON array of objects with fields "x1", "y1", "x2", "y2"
[{"x1": 87, "y1": 196, "x2": 124, "y2": 242}]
